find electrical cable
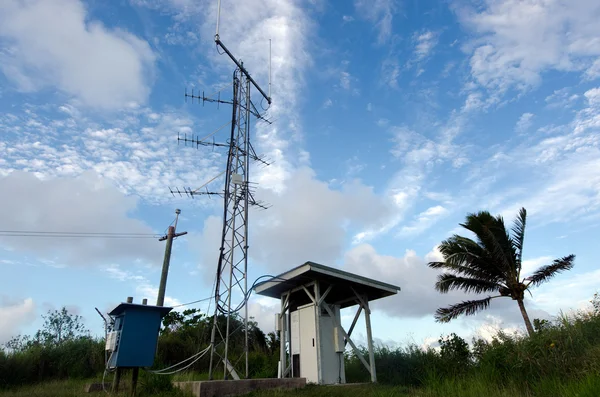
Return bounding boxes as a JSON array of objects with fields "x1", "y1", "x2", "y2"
[
  {"x1": 148, "y1": 274, "x2": 291, "y2": 375},
  {"x1": 0, "y1": 230, "x2": 160, "y2": 239},
  {"x1": 214, "y1": 274, "x2": 291, "y2": 315},
  {"x1": 171, "y1": 296, "x2": 214, "y2": 308},
  {"x1": 147, "y1": 345, "x2": 211, "y2": 375},
  {"x1": 0, "y1": 230, "x2": 157, "y2": 235}
]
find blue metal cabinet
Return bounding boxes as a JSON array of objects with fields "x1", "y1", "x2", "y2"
[{"x1": 107, "y1": 303, "x2": 172, "y2": 368}]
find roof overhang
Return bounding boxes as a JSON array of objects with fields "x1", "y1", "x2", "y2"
[
  {"x1": 109, "y1": 303, "x2": 172, "y2": 317},
  {"x1": 254, "y1": 261, "x2": 400, "y2": 309}
]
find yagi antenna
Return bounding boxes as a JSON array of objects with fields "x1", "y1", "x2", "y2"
[{"x1": 269, "y1": 39, "x2": 272, "y2": 99}]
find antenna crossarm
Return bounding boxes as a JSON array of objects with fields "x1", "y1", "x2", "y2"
[{"x1": 215, "y1": 38, "x2": 272, "y2": 105}]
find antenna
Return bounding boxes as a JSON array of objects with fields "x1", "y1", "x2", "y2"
[
  {"x1": 215, "y1": 0, "x2": 222, "y2": 40},
  {"x1": 269, "y1": 39, "x2": 272, "y2": 99},
  {"x1": 173, "y1": 0, "x2": 274, "y2": 381}
]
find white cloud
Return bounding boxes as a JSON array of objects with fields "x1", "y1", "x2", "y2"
[
  {"x1": 413, "y1": 30, "x2": 438, "y2": 63},
  {"x1": 586, "y1": 58, "x2": 600, "y2": 80},
  {"x1": 545, "y1": 88, "x2": 580, "y2": 109},
  {"x1": 343, "y1": 244, "x2": 563, "y2": 334},
  {"x1": 520, "y1": 256, "x2": 555, "y2": 278},
  {"x1": 0, "y1": 297, "x2": 36, "y2": 344},
  {"x1": 250, "y1": 167, "x2": 394, "y2": 273},
  {"x1": 377, "y1": 118, "x2": 389, "y2": 127},
  {"x1": 474, "y1": 86, "x2": 600, "y2": 225},
  {"x1": 342, "y1": 15, "x2": 355, "y2": 23},
  {"x1": 0, "y1": 171, "x2": 163, "y2": 267},
  {"x1": 340, "y1": 71, "x2": 351, "y2": 90},
  {"x1": 322, "y1": 98, "x2": 333, "y2": 109},
  {"x1": 354, "y1": 0, "x2": 398, "y2": 45},
  {"x1": 0, "y1": 105, "x2": 224, "y2": 203},
  {"x1": 381, "y1": 57, "x2": 401, "y2": 88},
  {"x1": 399, "y1": 205, "x2": 450, "y2": 237},
  {"x1": 458, "y1": 0, "x2": 600, "y2": 95},
  {"x1": 102, "y1": 264, "x2": 182, "y2": 308},
  {"x1": 515, "y1": 112, "x2": 534, "y2": 133},
  {"x1": 0, "y1": 0, "x2": 155, "y2": 110}
]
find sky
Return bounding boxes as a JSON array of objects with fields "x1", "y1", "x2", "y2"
[{"x1": 1, "y1": 0, "x2": 600, "y2": 351}]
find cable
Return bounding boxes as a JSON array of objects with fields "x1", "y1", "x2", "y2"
[
  {"x1": 0, "y1": 230, "x2": 160, "y2": 239},
  {"x1": 0, "y1": 234, "x2": 158, "y2": 239},
  {"x1": 0, "y1": 230, "x2": 157, "y2": 235},
  {"x1": 147, "y1": 345, "x2": 211, "y2": 375},
  {"x1": 215, "y1": 274, "x2": 291, "y2": 315},
  {"x1": 171, "y1": 296, "x2": 214, "y2": 308}
]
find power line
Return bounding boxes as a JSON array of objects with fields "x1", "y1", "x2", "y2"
[
  {"x1": 0, "y1": 230, "x2": 157, "y2": 235},
  {"x1": 0, "y1": 234, "x2": 158, "y2": 239},
  {"x1": 0, "y1": 230, "x2": 160, "y2": 239}
]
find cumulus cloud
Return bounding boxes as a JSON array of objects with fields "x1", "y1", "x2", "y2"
[
  {"x1": 0, "y1": 297, "x2": 36, "y2": 344},
  {"x1": 192, "y1": 167, "x2": 394, "y2": 276},
  {"x1": 252, "y1": 167, "x2": 394, "y2": 273},
  {"x1": 0, "y1": 0, "x2": 155, "y2": 110},
  {"x1": 343, "y1": 244, "x2": 553, "y2": 331},
  {"x1": 0, "y1": 170, "x2": 163, "y2": 267}
]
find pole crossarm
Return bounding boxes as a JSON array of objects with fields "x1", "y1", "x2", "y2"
[{"x1": 215, "y1": 38, "x2": 271, "y2": 105}]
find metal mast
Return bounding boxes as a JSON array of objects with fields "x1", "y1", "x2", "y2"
[{"x1": 171, "y1": 4, "x2": 272, "y2": 380}]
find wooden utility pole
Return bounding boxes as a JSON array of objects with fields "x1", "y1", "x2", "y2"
[{"x1": 157, "y1": 209, "x2": 187, "y2": 307}]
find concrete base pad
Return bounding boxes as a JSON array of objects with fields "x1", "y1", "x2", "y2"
[{"x1": 173, "y1": 378, "x2": 306, "y2": 397}]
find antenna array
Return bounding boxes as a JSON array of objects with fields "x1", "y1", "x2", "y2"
[{"x1": 170, "y1": 1, "x2": 273, "y2": 380}]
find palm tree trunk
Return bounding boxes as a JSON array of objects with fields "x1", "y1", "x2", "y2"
[{"x1": 517, "y1": 299, "x2": 534, "y2": 336}]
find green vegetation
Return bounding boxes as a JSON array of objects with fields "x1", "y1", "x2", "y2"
[
  {"x1": 2, "y1": 298, "x2": 600, "y2": 396},
  {"x1": 428, "y1": 207, "x2": 575, "y2": 335}
]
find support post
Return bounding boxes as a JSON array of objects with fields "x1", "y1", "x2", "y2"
[
  {"x1": 363, "y1": 296, "x2": 377, "y2": 383},
  {"x1": 279, "y1": 293, "x2": 287, "y2": 378},
  {"x1": 112, "y1": 296, "x2": 133, "y2": 393},
  {"x1": 314, "y1": 282, "x2": 322, "y2": 384},
  {"x1": 111, "y1": 368, "x2": 122, "y2": 394}
]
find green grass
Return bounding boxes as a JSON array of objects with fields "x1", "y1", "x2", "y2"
[{"x1": 2, "y1": 374, "x2": 600, "y2": 397}]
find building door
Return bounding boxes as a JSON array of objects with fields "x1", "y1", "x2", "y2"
[{"x1": 299, "y1": 305, "x2": 318, "y2": 383}]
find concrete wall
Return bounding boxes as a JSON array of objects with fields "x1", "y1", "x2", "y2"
[{"x1": 173, "y1": 378, "x2": 306, "y2": 397}]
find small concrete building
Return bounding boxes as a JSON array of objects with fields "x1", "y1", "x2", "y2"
[{"x1": 254, "y1": 261, "x2": 400, "y2": 385}]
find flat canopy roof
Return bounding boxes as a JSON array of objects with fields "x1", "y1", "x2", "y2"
[
  {"x1": 109, "y1": 303, "x2": 172, "y2": 317},
  {"x1": 254, "y1": 261, "x2": 400, "y2": 308}
]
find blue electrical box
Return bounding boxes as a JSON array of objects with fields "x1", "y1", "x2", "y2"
[{"x1": 106, "y1": 303, "x2": 172, "y2": 368}]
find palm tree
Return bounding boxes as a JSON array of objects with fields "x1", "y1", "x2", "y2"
[{"x1": 427, "y1": 207, "x2": 575, "y2": 336}]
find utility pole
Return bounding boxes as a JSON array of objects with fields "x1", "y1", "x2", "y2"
[{"x1": 157, "y1": 209, "x2": 187, "y2": 307}]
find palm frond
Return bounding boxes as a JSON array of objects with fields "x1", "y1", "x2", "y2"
[
  {"x1": 528, "y1": 255, "x2": 575, "y2": 287},
  {"x1": 435, "y1": 273, "x2": 501, "y2": 294},
  {"x1": 511, "y1": 207, "x2": 527, "y2": 278},
  {"x1": 433, "y1": 235, "x2": 507, "y2": 282},
  {"x1": 461, "y1": 211, "x2": 517, "y2": 282},
  {"x1": 435, "y1": 296, "x2": 498, "y2": 323}
]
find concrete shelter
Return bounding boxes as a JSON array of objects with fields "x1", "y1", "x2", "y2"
[{"x1": 254, "y1": 261, "x2": 400, "y2": 384}]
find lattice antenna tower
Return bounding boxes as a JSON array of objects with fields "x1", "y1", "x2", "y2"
[{"x1": 170, "y1": 0, "x2": 273, "y2": 381}]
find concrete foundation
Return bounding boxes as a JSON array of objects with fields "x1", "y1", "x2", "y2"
[{"x1": 173, "y1": 378, "x2": 306, "y2": 397}]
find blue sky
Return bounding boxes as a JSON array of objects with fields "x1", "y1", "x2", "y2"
[{"x1": 1, "y1": 0, "x2": 600, "y2": 350}]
